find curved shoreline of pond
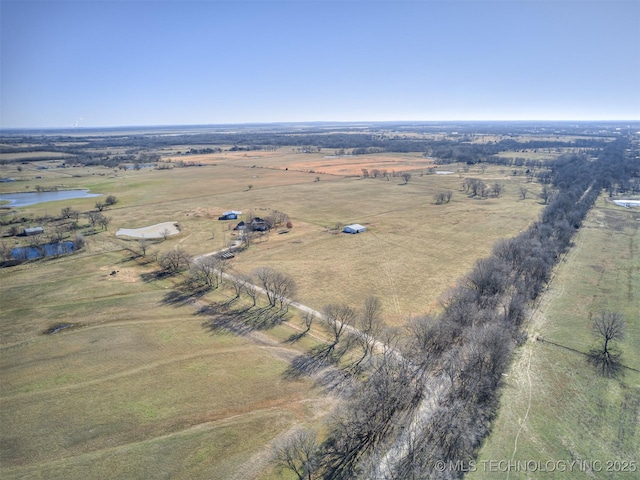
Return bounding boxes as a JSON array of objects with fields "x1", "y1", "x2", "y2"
[{"x1": 0, "y1": 189, "x2": 102, "y2": 208}]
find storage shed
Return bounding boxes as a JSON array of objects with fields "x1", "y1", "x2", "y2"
[
  {"x1": 219, "y1": 210, "x2": 242, "y2": 220},
  {"x1": 24, "y1": 226, "x2": 44, "y2": 236},
  {"x1": 343, "y1": 224, "x2": 366, "y2": 234}
]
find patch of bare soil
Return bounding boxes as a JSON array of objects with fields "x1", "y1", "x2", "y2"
[{"x1": 99, "y1": 266, "x2": 139, "y2": 282}]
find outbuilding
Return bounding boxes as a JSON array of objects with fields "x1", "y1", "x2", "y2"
[
  {"x1": 343, "y1": 224, "x2": 366, "y2": 234},
  {"x1": 24, "y1": 226, "x2": 44, "y2": 236},
  {"x1": 219, "y1": 210, "x2": 242, "y2": 220},
  {"x1": 250, "y1": 217, "x2": 270, "y2": 232}
]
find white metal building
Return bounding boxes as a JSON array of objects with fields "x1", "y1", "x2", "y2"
[{"x1": 343, "y1": 224, "x2": 366, "y2": 234}]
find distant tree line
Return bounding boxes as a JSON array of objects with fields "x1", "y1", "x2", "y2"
[{"x1": 0, "y1": 129, "x2": 613, "y2": 169}]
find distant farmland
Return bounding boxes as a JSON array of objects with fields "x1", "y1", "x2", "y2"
[{"x1": 1, "y1": 122, "x2": 638, "y2": 479}]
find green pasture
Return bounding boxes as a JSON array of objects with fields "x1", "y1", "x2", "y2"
[
  {"x1": 0, "y1": 249, "x2": 322, "y2": 479},
  {"x1": 472, "y1": 198, "x2": 640, "y2": 480}
]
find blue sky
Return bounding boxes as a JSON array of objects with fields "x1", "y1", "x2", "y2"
[{"x1": 1, "y1": 0, "x2": 639, "y2": 128}]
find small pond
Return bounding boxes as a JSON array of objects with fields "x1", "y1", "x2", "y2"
[
  {"x1": 0, "y1": 189, "x2": 101, "y2": 208},
  {"x1": 12, "y1": 241, "x2": 74, "y2": 260}
]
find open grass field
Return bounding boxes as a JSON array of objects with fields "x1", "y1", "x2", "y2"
[
  {"x1": 2, "y1": 157, "x2": 544, "y2": 324},
  {"x1": 470, "y1": 197, "x2": 640, "y2": 479},
  {"x1": 0, "y1": 250, "x2": 330, "y2": 479},
  {"x1": 1, "y1": 151, "x2": 547, "y2": 478},
  {"x1": 165, "y1": 148, "x2": 439, "y2": 177}
]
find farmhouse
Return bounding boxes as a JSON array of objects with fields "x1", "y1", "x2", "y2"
[
  {"x1": 343, "y1": 224, "x2": 366, "y2": 234},
  {"x1": 24, "y1": 226, "x2": 44, "y2": 236},
  {"x1": 250, "y1": 217, "x2": 270, "y2": 232},
  {"x1": 219, "y1": 210, "x2": 242, "y2": 220}
]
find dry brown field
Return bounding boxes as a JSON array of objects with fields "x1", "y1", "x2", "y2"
[
  {"x1": 1, "y1": 152, "x2": 546, "y2": 478},
  {"x1": 164, "y1": 148, "x2": 438, "y2": 176},
  {"x1": 0, "y1": 152, "x2": 74, "y2": 161}
]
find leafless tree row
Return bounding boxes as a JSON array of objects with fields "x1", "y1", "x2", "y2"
[{"x1": 274, "y1": 147, "x2": 634, "y2": 479}]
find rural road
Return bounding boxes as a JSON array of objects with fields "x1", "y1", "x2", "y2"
[
  {"x1": 195, "y1": 241, "x2": 393, "y2": 354},
  {"x1": 194, "y1": 239, "x2": 444, "y2": 477}
]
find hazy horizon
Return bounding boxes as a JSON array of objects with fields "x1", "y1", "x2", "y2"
[
  {"x1": 2, "y1": 118, "x2": 640, "y2": 134},
  {"x1": 2, "y1": 0, "x2": 639, "y2": 129}
]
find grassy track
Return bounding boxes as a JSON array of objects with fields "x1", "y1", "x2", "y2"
[{"x1": 471, "y1": 198, "x2": 640, "y2": 479}]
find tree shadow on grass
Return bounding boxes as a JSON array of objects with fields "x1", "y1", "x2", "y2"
[
  {"x1": 161, "y1": 286, "x2": 208, "y2": 307},
  {"x1": 283, "y1": 328, "x2": 311, "y2": 344},
  {"x1": 200, "y1": 304, "x2": 288, "y2": 337},
  {"x1": 284, "y1": 347, "x2": 355, "y2": 394},
  {"x1": 140, "y1": 270, "x2": 171, "y2": 283},
  {"x1": 202, "y1": 312, "x2": 256, "y2": 337},
  {"x1": 243, "y1": 306, "x2": 288, "y2": 330}
]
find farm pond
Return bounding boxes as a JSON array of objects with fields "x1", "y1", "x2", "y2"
[
  {"x1": 11, "y1": 241, "x2": 75, "y2": 260},
  {"x1": 0, "y1": 189, "x2": 101, "y2": 208}
]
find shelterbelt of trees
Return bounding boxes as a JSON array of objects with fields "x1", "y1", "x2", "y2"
[{"x1": 273, "y1": 139, "x2": 637, "y2": 479}]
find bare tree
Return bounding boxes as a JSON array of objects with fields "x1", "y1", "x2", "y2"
[
  {"x1": 445, "y1": 190, "x2": 453, "y2": 203},
  {"x1": 588, "y1": 311, "x2": 626, "y2": 377},
  {"x1": 158, "y1": 248, "x2": 192, "y2": 274},
  {"x1": 272, "y1": 428, "x2": 320, "y2": 480},
  {"x1": 464, "y1": 257, "x2": 510, "y2": 309},
  {"x1": 323, "y1": 303, "x2": 356, "y2": 358},
  {"x1": 254, "y1": 267, "x2": 278, "y2": 307},
  {"x1": 160, "y1": 228, "x2": 171, "y2": 240},
  {"x1": 28, "y1": 234, "x2": 46, "y2": 258},
  {"x1": 138, "y1": 237, "x2": 152, "y2": 256},
  {"x1": 190, "y1": 256, "x2": 221, "y2": 288},
  {"x1": 87, "y1": 211, "x2": 100, "y2": 227},
  {"x1": 492, "y1": 183, "x2": 504, "y2": 197},
  {"x1": 401, "y1": 172, "x2": 412, "y2": 184},
  {"x1": 72, "y1": 234, "x2": 86, "y2": 250},
  {"x1": 241, "y1": 274, "x2": 259, "y2": 306},
  {"x1": 350, "y1": 296, "x2": 384, "y2": 369},
  {"x1": 302, "y1": 310, "x2": 316, "y2": 334},
  {"x1": 272, "y1": 210, "x2": 289, "y2": 229},
  {"x1": 97, "y1": 214, "x2": 111, "y2": 230},
  {"x1": 61, "y1": 206, "x2": 77, "y2": 219},
  {"x1": 254, "y1": 267, "x2": 297, "y2": 309},
  {"x1": 463, "y1": 178, "x2": 487, "y2": 197},
  {"x1": 229, "y1": 273, "x2": 247, "y2": 299},
  {"x1": 540, "y1": 185, "x2": 553, "y2": 204},
  {"x1": 95, "y1": 201, "x2": 105, "y2": 212},
  {"x1": 52, "y1": 225, "x2": 67, "y2": 243},
  {"x1": 434, "y1": 190, "x2": 453, "y2": 205},
  {"x1": 519, "y1": 186, "x2": 528, "y2": 200},
  {"x1": 0, "y1": 240, "x2": 13, "y2": 261}
]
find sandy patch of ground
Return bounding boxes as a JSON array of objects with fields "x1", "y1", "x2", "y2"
[
  {"x1": 115, "y1": 221, "x2": 180, "y2": 239},
  {"x1": 99, "y1": 266, "x2": 140, "y2": 282},
  {"x1": 613, "y1": 199, "x2": 640, "y2": 207}
]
